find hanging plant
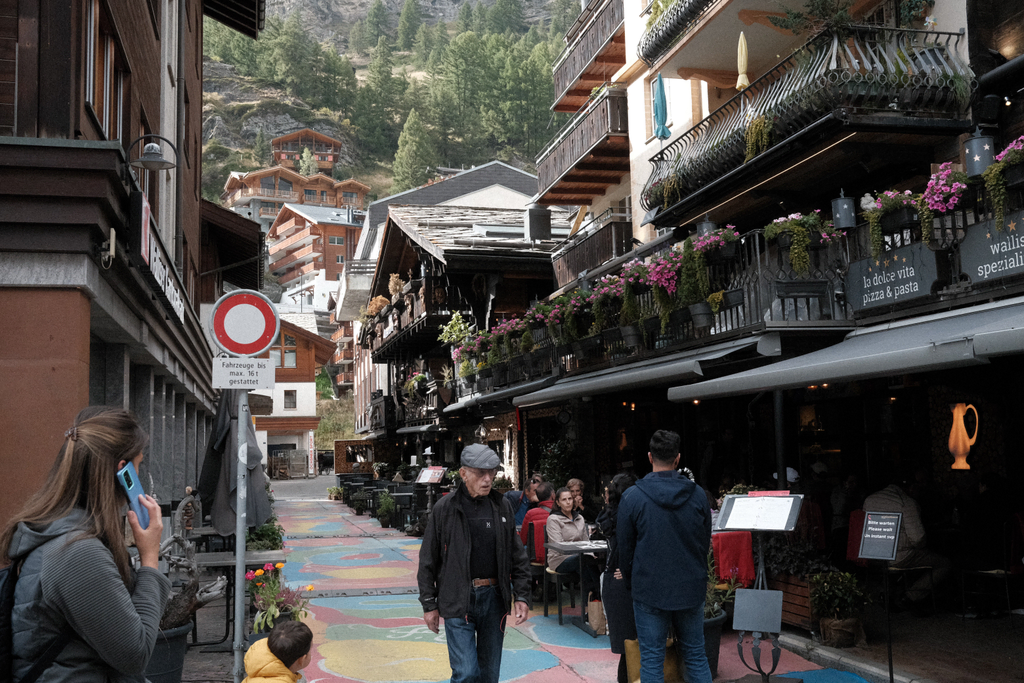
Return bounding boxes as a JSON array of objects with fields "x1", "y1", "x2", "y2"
[
  {"x1": 520, "y1": 327, "x2": 535, "y2": 353},
  {"x1": 764, "y1": 211, "x2": 828, "y2": 275},
  {"x1": 744, "y1": 115, "x2": 772, "y2": 163},
  {"x1": 679, "y1": 239, "x2": 709, "y2": 306},
  {"x1": 438, "y1": 311, "x2": 472, "y2": 345},
  {"x1": 620, "y1": 281, "x2": 642, "y2": 326},
  {"x1": 918, "y1": 162, "x2": 969, "y2": 244},
  {"x1": 982, "y1": 135, "x2": 1024, "y2": 232},
  {"x1": 860, "y1": 190, "x2": 919, "y2": 258},
  {"x1": 388, "y1": 273, "x2": 407, "y2": 297}
]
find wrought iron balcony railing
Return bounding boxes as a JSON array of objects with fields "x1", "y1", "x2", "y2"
[
  {"x1": 552, "y1": 208, "x2": 633, "y2": 288},
  {"x1": 637, "y1": 0, "x2": 719, "y2": 67},
  {"x1": 537, "y1": 85, "x2": 628, "y2": 196},
  {"x1": 552, "y1": 0, "x2": 625, "y2": 106},
  {"x1": 641, "y1": 26, "x2": 974, "y2": 211}
]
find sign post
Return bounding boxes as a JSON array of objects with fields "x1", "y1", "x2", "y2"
[
  {"x1": 859, "y1": 511, "x2": 903, "y2": 683},
  {"x1": 209, "y1": 290, "x2": 279, "y2": 683}
]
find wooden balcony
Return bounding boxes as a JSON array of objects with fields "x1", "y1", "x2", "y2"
[
  {"x1": 278, "y1": 261, "x2": 317, "y2": 286},
  {"x1": 641, "y1": 27, "x2": 974, "y2": 217},
  {"x1": 335, "y1": 371, "x2": 355, "y2": 385},
  {"x1": 259, "y1": 207, "x2": 280, "y2": 217},
  {"x1": 269, "y1": 243, "x2": 321, "y2": 274},
  {"x1": 552, "y1": 0, "x2": 626, "y2": 113},
  {"x1": 537, "y1": 87, "x2": 630, "y2": 205},
  {"x1": 553, "y1": 211, "x2": 633, "y2": 288},
  {"x1": 302, "y1": 194, "x2": 337, "y2": 207},
  {"x1": 268, "y1": 226, "x2": 316, "y2": 256}
]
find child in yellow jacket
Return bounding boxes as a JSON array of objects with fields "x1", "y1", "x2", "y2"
[{"x1": 242, "y1": 620, "x2": 313, "y2": 683}]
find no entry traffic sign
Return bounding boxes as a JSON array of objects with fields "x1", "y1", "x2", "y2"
[{"x1": 210, "y1": 290, "x2": 280, "y2": 357}]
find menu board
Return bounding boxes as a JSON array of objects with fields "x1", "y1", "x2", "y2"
[
  {"x1": 718, "y1": 494, "x2": 803, "y2": 531},
  {"x1": 847, "y1": 242, "x2": 944, "y2": 312},
  {"x1": 416, "y1": 466, "x2": 446, "y2": 484},
  {"x1": 858, "y1": 511, "x2": 902, "y2": 561}
]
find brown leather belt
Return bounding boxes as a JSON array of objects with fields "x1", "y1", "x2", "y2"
[{"x1": 472, "y1": 578, "x2": 498, "y2": 587}]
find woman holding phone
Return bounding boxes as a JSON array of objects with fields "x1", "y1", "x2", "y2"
[{"x1": 0, "y1": 406, "x2": 170, "y2": 682}]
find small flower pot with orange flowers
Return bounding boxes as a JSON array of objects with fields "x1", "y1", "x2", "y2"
[{"x1": 246, "y1": 562, "x2": 314, "y2": 633}]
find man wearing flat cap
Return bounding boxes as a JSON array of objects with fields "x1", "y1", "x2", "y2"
[{"x1": 417, "y1": 444, "x2": 532, "y2": 683}]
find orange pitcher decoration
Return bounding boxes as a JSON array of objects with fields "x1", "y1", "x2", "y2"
[{"x1": 948, "y1": 403, "x2": 978, "y2": 470}]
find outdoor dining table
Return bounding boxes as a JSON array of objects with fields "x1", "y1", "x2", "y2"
[{"x1": 544, "y1": 539, "x2": 608, "y2": 637}]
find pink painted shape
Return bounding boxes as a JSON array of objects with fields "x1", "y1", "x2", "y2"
[{"x1": 716, "y1": 632, "x2": 822, "y2": 680}]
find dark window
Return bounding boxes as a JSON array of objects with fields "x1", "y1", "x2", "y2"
[{"x1": 284, "y1": 390, "x2": 297, "y2": 409}]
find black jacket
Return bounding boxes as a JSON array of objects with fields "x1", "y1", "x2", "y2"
[{"x1": 417, "y1": 484, "x2": 532, "y2": 618}]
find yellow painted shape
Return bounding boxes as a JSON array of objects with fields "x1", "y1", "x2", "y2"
[
  {"x1": 324, "y1": 567, "x2": 411, "y2": 580},
  {"x1": 319, "y1": 639, "x2": 451, "y2": 681}
]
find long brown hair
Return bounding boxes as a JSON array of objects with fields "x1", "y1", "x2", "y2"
[{"x1": 0, "y1": 406, "x2": 149, "y2": 585}]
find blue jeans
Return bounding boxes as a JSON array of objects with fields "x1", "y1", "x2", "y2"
[
  {"x1": 443, "y1": 586, "x2": 507, "y2": 683},
  {"x1": 633, "y1": 600, "x2": 711, "y2": 683}
]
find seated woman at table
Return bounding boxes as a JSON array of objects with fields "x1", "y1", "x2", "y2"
[{"x1": 546, "y1": 487, "x2": 601, "y2": 600}]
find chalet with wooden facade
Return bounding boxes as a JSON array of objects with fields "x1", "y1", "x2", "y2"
[
  {"x1": 222, "y1": 166, "x2": 369, "y2": 233},
  {"x1": 355, "y1": 205, "x2": 569, "y2": 470},
  {"x1": 0, "y1": 0, "x2": 265, "y2": 523},
  {"x1": 272, "y1": 128, "x2": 346, "y2": 172},
  {"x1": 253, "y1": 316, "x2": 335, "y2": 475},
  {"x1": 445, "y1": 0, "x2": 1024, "y2": 560}
]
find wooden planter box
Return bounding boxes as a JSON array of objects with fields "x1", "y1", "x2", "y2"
[{"x1": 767, "y1": 573, "x2": 814, "y2": 631}]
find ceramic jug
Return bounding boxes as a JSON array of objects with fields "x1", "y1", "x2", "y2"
[{"x1": 948, "y1": 403, "x2": 977, "y2": 470}]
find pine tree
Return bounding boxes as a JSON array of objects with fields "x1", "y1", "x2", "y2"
[
  {"x1": 488, "y1": 0, "x2": 525, "y2": 34},
  {"x1": 349, "y1": 19, "x2": 368, "y2": 54},
  {"x1": 365, "y1": 0, "x2": 391, "y2": 46},
  {"x1": 413, "y1": 23, "x2": 434, "y2": 63},
  {"x1": 299, "y1": 147, "x2": 319, "y2": 176},
  {"x1": 357, "y1": 36, "x2": 402, "y2": 156},
  {"x1": 456, "y1": 2, "x2": 473, "y2": 34},
  {"x1": 548, "y1": 0, "x2": 579, "y2": 38},
  {"x1": 472, "y1": 2, "x2": 488, "y2": 34},
  {"x1": 397, "y1": 0, "x2": 422, "y2": 51},
  {"x1": 252, "y1": 129, "x2": 271, "y2": 165},
  {"x1": 392, "y1": 109, "x2": 435, "y2": 192}
]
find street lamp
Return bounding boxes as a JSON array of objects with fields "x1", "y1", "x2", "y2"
[{"x1": 124, "y1": 134, "x2": 178, "y2": 183}]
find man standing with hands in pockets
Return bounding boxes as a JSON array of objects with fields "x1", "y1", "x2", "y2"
[
  {"x1": 619, "y1": 430, "x2": 713, "y2": 683},
  {"x1": 418, "y1": 444, "x2": 533, "y2": 683}
]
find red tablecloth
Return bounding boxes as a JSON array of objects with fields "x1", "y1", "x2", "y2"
[{"x1": 712, "y1": 531, "x2": 755, "y2": 587}]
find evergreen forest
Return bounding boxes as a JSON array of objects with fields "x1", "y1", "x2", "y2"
[{"x1": 203, "y1": 0, "x2": 581, "y2": 195}]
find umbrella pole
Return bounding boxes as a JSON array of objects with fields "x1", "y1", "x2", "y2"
[{"x1": 233, "y1": 390, "x2": 250, "y2": 683}]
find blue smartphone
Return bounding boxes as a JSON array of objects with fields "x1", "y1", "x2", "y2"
[{"x1": 116, "y1": 462, "x2": 150, "y2": 530}]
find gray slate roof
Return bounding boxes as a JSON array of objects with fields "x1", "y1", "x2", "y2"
[
  {"x1": 282, "y1": 203, "x2": 363, "y2": 226},
  {"x1": 356, "y1": 161, "x2": 538, "y2": 261}
]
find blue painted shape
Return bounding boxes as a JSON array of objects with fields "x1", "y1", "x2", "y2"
[
  {"x1": 779, "y1": 670, "x2": 870, "y2": 683},
  {"x1": 524, "y1": 615, "x2": 611, "y2": 650},
  {"x1": 498, "y1": 647, "x2": 559, "y2": 681}
]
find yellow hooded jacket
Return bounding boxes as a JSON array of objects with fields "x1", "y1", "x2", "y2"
[{"x1": 241, "y1": 638, "x2": 302, "y2": 683}]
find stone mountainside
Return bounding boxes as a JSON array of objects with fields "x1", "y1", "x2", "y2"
[
  {"x1": 267, "y1": 0, "x2": 558, "y2": 46},
  {"x1": 201, "y1": 58, "x2": 358, "y2": 167}
]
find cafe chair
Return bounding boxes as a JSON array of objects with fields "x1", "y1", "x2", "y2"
[
  {"x1": 541, "y1": 529, "x2": 575, "y2": 624},
  {"x1": 525, "y1": 522, "x2": 546, "y2": 596},
  {"x1": 959, "y1": 515, "x2": 1024, "y2": 626}
]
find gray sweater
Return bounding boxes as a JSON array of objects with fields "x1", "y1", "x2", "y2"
[{"x1": 8, "y1": 508, "x2": 171, "y2": 683}]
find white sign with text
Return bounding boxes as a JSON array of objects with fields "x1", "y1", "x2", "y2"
[{"x1": 212, "y1": 358, "x2": 275, "y2": 390}]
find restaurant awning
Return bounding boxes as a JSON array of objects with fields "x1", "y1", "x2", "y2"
[
  {"x1": 667, "y1": 297, "x2": 1024, "y2": 403},
  {"x1": 395, "y1": 424, "x2": 446, "y2": 434},
  {"x1": 443, "y1": 376, "x2": 560, "y2": 414},
  {"x1": 513, "y1": 334, "x2": 779, "y2": 408}
]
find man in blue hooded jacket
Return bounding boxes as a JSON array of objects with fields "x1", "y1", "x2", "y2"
[{"x1": 618, "y1": 430, "x2": 713, "y2": 683}]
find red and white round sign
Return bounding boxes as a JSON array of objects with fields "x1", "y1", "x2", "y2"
[{"x1": 210, "y1": 290, "x2": 280, "y2": 357}]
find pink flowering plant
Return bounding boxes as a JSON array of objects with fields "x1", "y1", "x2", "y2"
[
  {"x1": 921, "y1": 162, "x2": 968, "y2": 214},
  {"x1": 984, "y1": 135, "x2": 1024, "y2": 232},
  {"x1": 863, "y1": 190, "x2": 920, "y2": 258},
  {"x1": 817, "y1": 220, "x2": 846, "y2": 244},
  {"x1": 646, "y1": 249, "x2": 688, "y2": 332},
  {"x1": 588, "y1": 275, "x2": 626, "y2": 332},
  {"x1": 692, "y1": 225, "x2": 740, "y2": 254},
  {"x1": 246, "y1": 562, "x2": 313, "y2": 633}
]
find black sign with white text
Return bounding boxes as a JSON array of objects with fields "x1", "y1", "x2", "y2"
[
  {"x1": 959, "y1": 210, "x2": 1024, "y2": 284},
  {"x1": 847, "y1": 242, "x2": 943, "y2": 313},
  {"x1": 859, "y1": 511, "x2": 902, "y2": 561}
]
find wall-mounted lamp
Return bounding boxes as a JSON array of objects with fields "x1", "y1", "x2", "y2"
[
  {"x1": 124, "y1": 134, "x2": 178, "y2": 184},
  {"x1": 963, "y1": 130, "x2": 995, "y2": 178},
  {"x1": 949, "y1": 403, "x2": 978, "y2": 470},
  {"x1": 474, "y1": 424, "x2": 488, "y2": 442},
  {"x1": 831, "y1": 189, "x2": 857, "y2": 230},
  {"x1": 695, "y1": 214, "x2": 717, "y2": 237}
]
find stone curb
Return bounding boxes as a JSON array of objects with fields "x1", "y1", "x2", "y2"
[{"x1": 778, "y1": 634, "x2": 941, "y2": 683}]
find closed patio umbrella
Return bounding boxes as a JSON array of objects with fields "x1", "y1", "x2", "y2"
[
  {"x1": 653, "y1": 73, "x2": 671, "y2": 141},
  {"x1": 736, "y1": 31, "x2": 750, "y2": 90}
]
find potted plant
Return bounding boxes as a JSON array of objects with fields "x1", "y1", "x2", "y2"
[
  {"x1": 246, "y1": 562, "x2": 314, "y2": 635},
  {"x1": 693, "y1": 224, "x2": 740, "y2": 265},
  {"x1": 679, "y1": 241, "x2": 713, "y2": 328},
  {"x1": 862, "y1": 190, "x2": 919, "y2": 256},
  {"x1": 808, "y1": 571, "x2": 868, "y2": 648},
  {"x1": 983, "y1": 134, "x2": 1024, "y2": 232},
  {"x1": 377, "y1": 491, "x2": 397, "y2": 528},
  {"x1": 388, "y1": 273, "x2": 406, "y2": 300},
  {"x1": 493, "y1": 475, "x2": 514, "y2": 495},
  {"x1": 705, "y1": 551, "x2": 738, "y2": 678},
  {"x1": 647, "y1": 248, "x2": 687, "y2": 333},
  {"x1": 327, "y1": 486, "x2": 343, "y2": 501},
  {"x1": 763, "y1": 535, "x2": 835, "y2": 632},
  {"x1": 439, "y1": 311, "x2": 472, "y2": 347},
  {"x1": 919, "y1": 161, "x2": 969, "y2": 249},
  {"x1": 764, "y1": 211, "x2": 830, "y2": 275},
  {"x1": 404, "y1": 373, "x2": 427, "y2": 396}
]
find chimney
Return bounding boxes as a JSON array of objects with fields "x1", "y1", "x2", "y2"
[{"x1": 524, "y1": 203, "x2": 551, "y2": 242}]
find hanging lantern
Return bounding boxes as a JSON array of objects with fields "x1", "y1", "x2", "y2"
[
  {"x1": 832, "y1": 189, "x2": 857, "y2": 230},
  {"x1": 695, "y1": 214, "x2": 717, "y2": 237},
  {"x1": 963, "y1": 130, "x2": 995, "y2": 178}
]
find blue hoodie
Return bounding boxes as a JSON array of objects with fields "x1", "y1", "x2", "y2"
[{"x1": 617, "y1": 470, "x2": 711, "y2": 611}]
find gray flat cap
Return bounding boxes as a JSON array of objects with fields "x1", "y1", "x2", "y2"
[{"x1": 461, "y1": 443, "x2": 500, "y2": 469}]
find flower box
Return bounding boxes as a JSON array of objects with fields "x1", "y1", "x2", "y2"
[
  {"x1": 1005, "y1": 163, "x2": 1024, "y2": 190},
  {"x1": 478, "y1": 366, "x2": 493, "y2": 379},
  {"x1": 776, "y1": 232, "x2": 794, "y2": 249},
  {"x1": 722, "y1": 288, "x2": 745, "y2": 310},
  {"x1": 688, "y1": 302, "x2": 714, "y2": 328},
  {"x1": 767, "y1": 573, "x2": 814, "y2": 632},
  {"x1": 704, "y1": 241, "x2": 738, "y2": 264},
  {"x1": 492, "y1": 362, "x2": 509, "y2": 387},
  {"x1": 879, "y1": 206, "x2": 918, "y2": 235},
  {"x1": 571, "y1": 334, "x2": 603, "y2": 360}
]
